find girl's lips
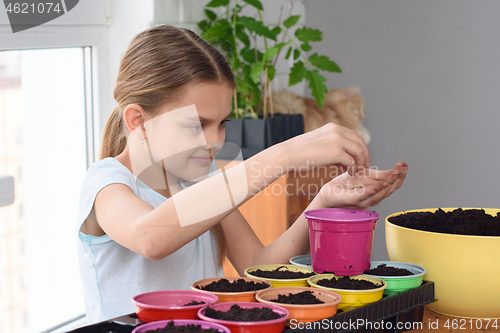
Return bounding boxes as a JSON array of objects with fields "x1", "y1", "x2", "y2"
[{"x1": 190, "y1": 156, "x2": 212, "y2": 165}]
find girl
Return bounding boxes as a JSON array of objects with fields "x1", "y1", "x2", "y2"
[{"x1": 77, "y1": 24, "x2": 408, "y2": 323}]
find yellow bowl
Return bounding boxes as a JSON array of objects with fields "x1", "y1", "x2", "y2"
[
  {"x1": 386, "y1": 208, "x2": 500, "y2": 319},
  {"x1": 307, "y1": 274, "x2": 386, "y2": 310},
  {"x1": 244, "y1": 264, "x2": 316, "y2": 288}
]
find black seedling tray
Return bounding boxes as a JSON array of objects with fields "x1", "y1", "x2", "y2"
[{"x1": 68, "y1": 281, "x2": 436, "y2": 333}]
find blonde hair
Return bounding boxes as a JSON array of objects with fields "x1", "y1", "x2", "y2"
[{"x1": 101, "y1": 24, "x2": 235, "y2": 266}]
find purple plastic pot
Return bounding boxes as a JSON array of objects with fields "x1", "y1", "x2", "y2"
[
  {"x1": 304, "y1": 208, "x2": 380, "y2": 275},
  {"x1": 132, "y1": 319, "x2": 230, "y2": 333}
]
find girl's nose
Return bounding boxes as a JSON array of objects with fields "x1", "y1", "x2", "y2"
[{"x1": 203, "y1": 128, "x2": 224, "y2": 151}]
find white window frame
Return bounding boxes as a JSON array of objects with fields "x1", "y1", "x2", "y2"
[
  {"x1": 0, "y1": 23, "x2": 111, "y2": 162},
  {"x1": 0, "y1": 6, "x2": 111, "y2": 331}
]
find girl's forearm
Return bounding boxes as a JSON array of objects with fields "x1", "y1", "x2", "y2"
[{"x1": 134, "y1": 144, "x2": 292, "y2": 259}]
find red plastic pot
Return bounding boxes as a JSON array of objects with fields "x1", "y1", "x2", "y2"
[
  {"x1": 132, "y1": 290, "x2": 219, "y2": 322},
  {"x1": 197, "y1": 302, "x2": 289, "y2": 333}
]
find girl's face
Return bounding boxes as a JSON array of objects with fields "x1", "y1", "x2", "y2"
[{"x1": 140, "y1": 82, "x2": 234, "y2": 184}]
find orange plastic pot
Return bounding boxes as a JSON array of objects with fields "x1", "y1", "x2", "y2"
[
  {"x1": 191, "y1": 277, "x2": 272, "y2": 303},
  {"x1": 255, "y1": 287, "x2": 342, "y2": 324}
]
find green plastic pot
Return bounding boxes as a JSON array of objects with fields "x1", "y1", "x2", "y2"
[{"x1": 363, "y1": 261, "x2": 426, "y2": 296}]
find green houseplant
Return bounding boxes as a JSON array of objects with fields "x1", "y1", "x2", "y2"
[{"x1": 198, "y1": 0, "x2": 342, "y2": 158}]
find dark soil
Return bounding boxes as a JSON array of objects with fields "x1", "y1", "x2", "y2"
[
  {"x1": 317, "y1": 276, "x2": 383, "y2": 290},
  {"x1": 183, "y1": 300, "x2": 206, "y2": 306},
  {"x1": 388, "y1": 208, "x2": 500, "y2": 236},
  {"x1": 203, "y1": 304, "x2": 284, "y2": 322},
  {"x1": 143, "y1": 320, "x2": 221, "y2": 333},
  {"x1": 364, "y1": 264, "x2": 414, "y2": 276},
  {"x1": 249, "y1": 266, "x2": 315, "y2": 279},
  {"x1": 195, "y1": 278, "x2": 268, "y2": 292},
  {"x1": 269, "y1": 290, "x2": 324, "y2": 304}
]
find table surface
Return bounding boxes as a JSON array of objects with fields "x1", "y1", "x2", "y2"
[{"x1": 410, "y1": 306, "x2": 498, "y2": 332}]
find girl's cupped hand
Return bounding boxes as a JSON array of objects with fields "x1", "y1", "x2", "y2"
[{"x1": 317, "y1": 161, "x2": 408, "y2": 209}]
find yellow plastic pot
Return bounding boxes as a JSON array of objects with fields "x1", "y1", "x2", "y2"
[
  {"x1": 386, "y1": 208, "x2": 500, "y2": 319},
  {"x1": 244, "y1": 264, "x2": 315, "y2": 288},
  {"x1": 307, "y1": 274, "x2": 386, "y2": 310}
]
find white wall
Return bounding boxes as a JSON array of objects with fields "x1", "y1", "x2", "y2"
[{"x1": 305, "y1": 0, "x2": 500, "y2": 260}]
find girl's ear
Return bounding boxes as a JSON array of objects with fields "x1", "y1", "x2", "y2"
[{"x1": 123, "y1": 104, "x2": 147, "y2": 140}]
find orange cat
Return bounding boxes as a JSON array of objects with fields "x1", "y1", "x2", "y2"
[{"x1": 270, "y1": 86, "x2": 370, "y2": 144}]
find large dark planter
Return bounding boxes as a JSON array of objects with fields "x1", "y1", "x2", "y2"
[{"x1": 223, "y1": 114, "x2": 304, "y2": 160}]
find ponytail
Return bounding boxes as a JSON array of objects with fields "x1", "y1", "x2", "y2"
[{"x1": 99, "y1": 107, "x2": 127, "y2": 160}]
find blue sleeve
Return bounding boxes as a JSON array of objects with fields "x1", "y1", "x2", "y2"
[{"x1": 77, "y1": 158, "x2": 138, "y2": 234}]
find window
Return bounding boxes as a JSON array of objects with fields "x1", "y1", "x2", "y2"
[
  {"x1": 0, "y1": 2, "x2": 109, "y2": 331},
  {"x1": 0, "y1": 47, "x2": 92, "y2": 333}
]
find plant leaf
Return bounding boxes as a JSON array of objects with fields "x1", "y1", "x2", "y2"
[
  {"x1": 271, "y1": 26, "x2": 282, "y2": 38},
  {"x1": 293, "y1": 48, "x2": 300, "y2": 60},
  {"x1": 236, "y1": 31, "x2": 250, "y2": 47},
  {"x1": 283, "y1": 15, "x2": 300, "y2": 28},
  {"x1": 300, "y1": 43, "x2": 311, "y2": 52},
  {"x1": 309, "y1": 53, "x2": 342, "y2": 73},
  {"x1": 306, "y1": 69, "x2": 328, "y2": 108},
  {"x1": 275, "y1": 42, "x2": 288, "y2": 50},
  {"x1": 205, "y1": 9, "x2": 217, "y2": 21},
  {"x1": 198, "y1": 20, "x2": 209, "y2": 31},
  {"x1": 264, "y1": 46, "x2": 279, "y2": 62},
  {"x1": 206, "y1": 0, "x2": 230, "y2": 7},
  {"x1": 202, "y1": 19, "x2": 231, "y2": 42},
  {"x1": 250, "y1": 61, "x2": 265, "y2": 83},
  {"x1": 241, "y1": 47, "x2": 263, "y2": 64},
  {"x1": 285, "y1": 46, "x2": 292, "y2": 60},
  {"x1": 289, "y1": 61, "x2": 307, "y2": 86},
  {"x1": 242, "y1": 0, "x2": 263, "y2": 10},
  {"x1": 266, "y1": 66, "x2": 276, "y2": 81},
  {"x1": 295, "y1": 27, "x2": 323, "y2": 43},
  {"x1": 237, "y1": 16, "x2": 277, "y2": 41}
]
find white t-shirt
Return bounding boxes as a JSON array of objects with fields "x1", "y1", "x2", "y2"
[{"x1": 77, "y1": 157, "x2": 224, "y2": 323}]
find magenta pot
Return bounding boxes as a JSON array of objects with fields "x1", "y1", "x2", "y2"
[{"x1": 304, "y1": 208, "x2": 380, "y2": 275}]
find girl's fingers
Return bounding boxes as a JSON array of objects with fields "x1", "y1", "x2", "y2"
[
  {"x1": 340, "y1": 127, "x2": 370, "y2": 168},
  {"x1": 341, "y1": 139, "x2": 367, "y2": 172}
]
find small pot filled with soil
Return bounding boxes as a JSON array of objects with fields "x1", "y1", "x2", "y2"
[
  {"x1": 386, "y1": 207, "x2": 500, "y2": 319},
  {"x1": 132, "y1": 290, "x2": 219, "y2": 322},
  {"x1": 244, "y1": 264, "x2": 316, "y2": 287},
  {"x1": 191, "y1": 277, "x2": 272, "y2": 303},
  {"x1": 197, "y1": 302, "x2": 289, "y2": 333},
  {"x1": 255, "y1": 286, "x2": 342, "y2": 324},
  {"x1": 131, "y1": 319, "x2": 230, "y2": 333},
  {"x1": 363, "y1": 261, "x2": 426, "y2": 296},
  {"x1": 308, "y1": 274, "x2": 387, "y2": 310}
]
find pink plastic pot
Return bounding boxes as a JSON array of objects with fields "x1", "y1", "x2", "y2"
[
  {"x1": 132, "y1": 290, "x2": 219, "y2": 322},
  {"x1": 198, "y1": 302, "x2": 289, "y2": 333},
  {"x1": 132, "y1": 319, "x2": 230, "y2": 333},
  {"x1": 305, "y1": 208, "x2": 380, "y2": 275}
]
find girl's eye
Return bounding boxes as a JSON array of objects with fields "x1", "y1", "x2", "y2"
[
  {"x1": 189, "y1": 124, "x2": 203, "y2": 132},
  {"x1": 220, "y1": 118, "x2": 231, "y2": 127}
]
